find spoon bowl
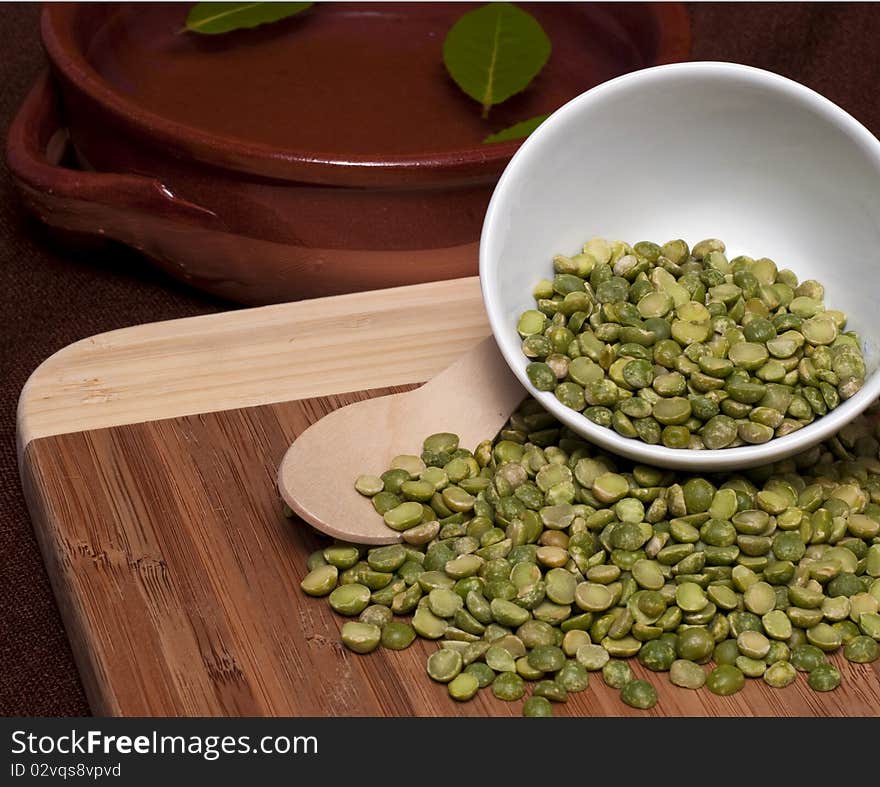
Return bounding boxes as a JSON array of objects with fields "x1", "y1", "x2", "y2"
[{"x1": 278, "y1": 338, "x2": 524, "y2": 544}]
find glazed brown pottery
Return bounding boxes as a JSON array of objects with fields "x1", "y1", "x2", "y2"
[{"x1": 7, "y1": 2, "x2": 690, "y2": 304}]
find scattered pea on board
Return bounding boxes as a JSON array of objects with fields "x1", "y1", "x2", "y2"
[
  {"x1": 300, "y1": 385, "x2": 880, "y2": 716},
  {"x1": 516, "y1": 237, "x2": 867, "y2": 449}
]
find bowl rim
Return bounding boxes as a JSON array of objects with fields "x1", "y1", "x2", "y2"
[
  {"x1": 480, "y1": 60, "x2": 880, "y2": 471},
  {"x1": 39, "y1": 3, "x2": 691, "y2": 185}
]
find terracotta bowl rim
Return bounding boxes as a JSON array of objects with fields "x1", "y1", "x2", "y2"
[{"x1": 40, "y1": 3, "x2": 691, "y2": 184}]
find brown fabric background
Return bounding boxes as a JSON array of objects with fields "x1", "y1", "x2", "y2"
[{"x1": 2, "y1": 3, "x2": 880, "y2": 716}]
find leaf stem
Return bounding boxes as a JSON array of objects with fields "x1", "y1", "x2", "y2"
[{"x1": 480, "y1": 7, "x2": 503, "y2": 121}]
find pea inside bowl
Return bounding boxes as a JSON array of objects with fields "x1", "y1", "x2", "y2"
[{"x1": 480, "y1": 62, "x2": 880, "y2": 471}]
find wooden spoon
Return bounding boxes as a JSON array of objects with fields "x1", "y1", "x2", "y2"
[{"x1": 278, "y1": 337, "x2": 525, "y2": 544}]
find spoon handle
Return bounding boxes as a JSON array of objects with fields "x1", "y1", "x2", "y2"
[{"x1": 404, "y1": 336, "x2": 526, "y2": 449}]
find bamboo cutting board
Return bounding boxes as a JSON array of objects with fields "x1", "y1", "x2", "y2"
[{"x1": 18, "y1": 277, "x2": 879, "y2": 716}]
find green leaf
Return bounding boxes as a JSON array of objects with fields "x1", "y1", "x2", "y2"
[
  {"x1": 185, "y1": 2, "x2": 313, "y2": 35},
  {"x1": 483, "y1": 113, "x2": 549, "y2": 144},
  {"x1": 443, "y1": 3, "x2": 551, "y2": 119}
]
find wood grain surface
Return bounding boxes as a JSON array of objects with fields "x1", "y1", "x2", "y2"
[
  {"x1": 18, "y1": 278, "x2": 880, "y2": 716},
  {"x1": 17, "y1": 276, "x2": 487, "y2": 453}
]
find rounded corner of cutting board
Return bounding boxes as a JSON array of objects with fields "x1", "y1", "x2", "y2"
[
  {"x1": 17, "y1": 326, "x2": 129, "y2": 458},
  {"x1": 16, "y1": 314, "x2": 198, "y2": 459}
]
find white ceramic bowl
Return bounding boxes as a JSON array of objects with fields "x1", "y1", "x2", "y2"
[{"x1": 481, "y1": 62, "x2": 880, "y2": 471}]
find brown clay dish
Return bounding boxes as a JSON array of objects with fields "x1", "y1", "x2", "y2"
[{"x1": 7, "y1": 2, "x2": 690, "y2": 304}]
